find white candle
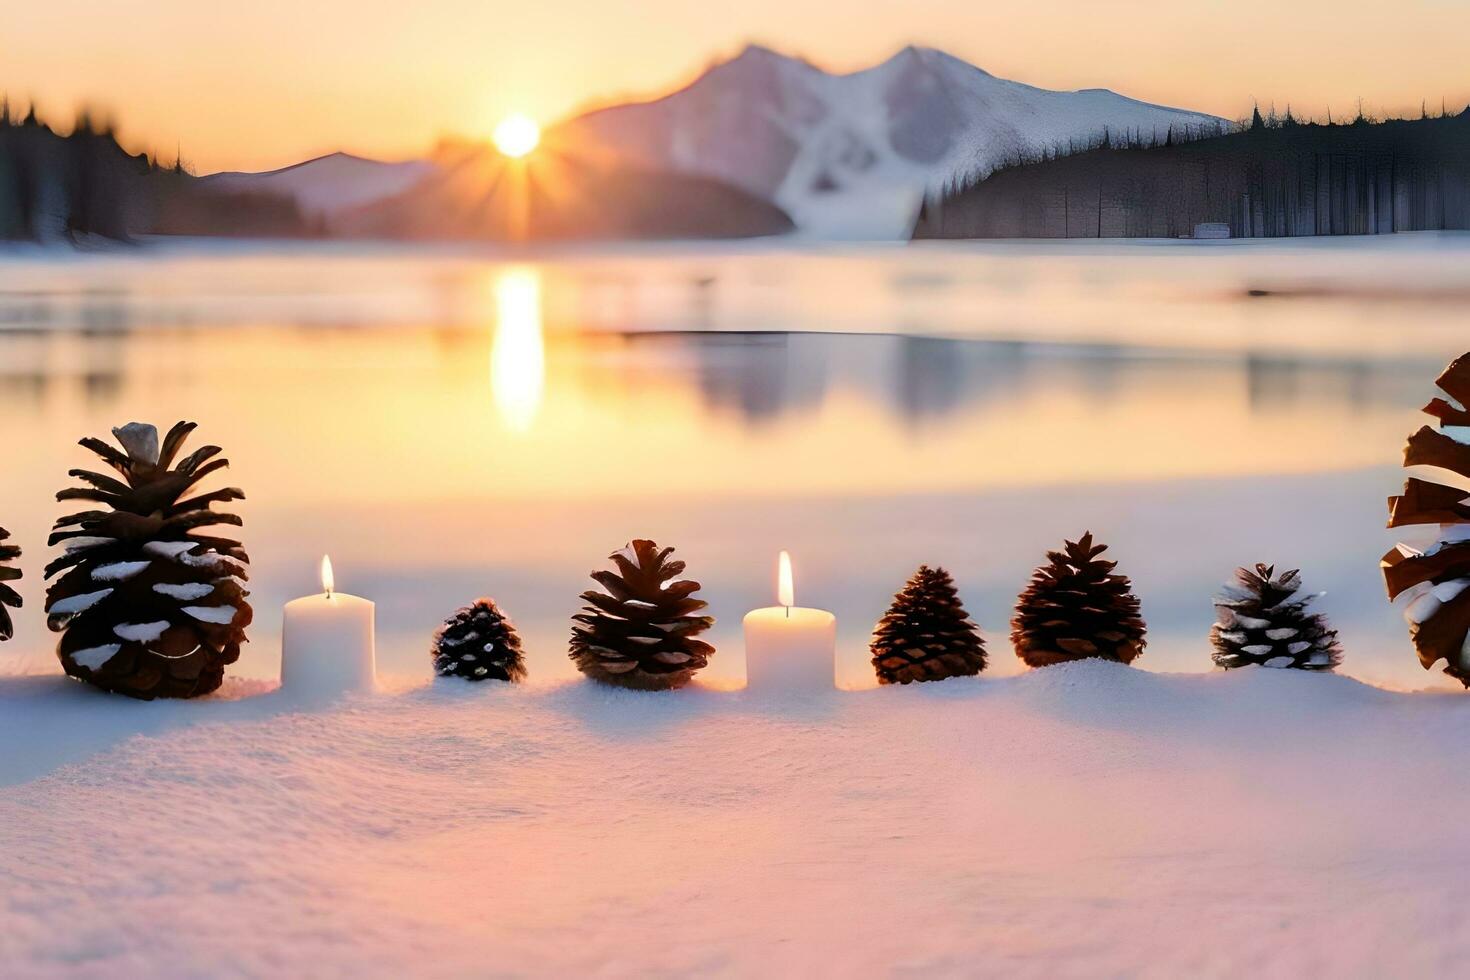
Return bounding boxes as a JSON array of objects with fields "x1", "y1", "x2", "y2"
[
  {"x1": 281, "y1": 556, "x2": 376, "y2": 699},
  {"x1": 743, "y1": 551, "x2": 836, "y2": 692}
]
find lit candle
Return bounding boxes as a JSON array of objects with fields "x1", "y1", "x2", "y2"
[
  {"x1": 281, "y1": 556, "x2": 376, "y2": 698},
  {"x1": 743, "y1": 550, "x2": 837, "y2": 692}
]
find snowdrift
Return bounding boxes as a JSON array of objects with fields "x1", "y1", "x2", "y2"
[{"x1": 3, "y1": 660, "x2": 1468, "y2": 977}]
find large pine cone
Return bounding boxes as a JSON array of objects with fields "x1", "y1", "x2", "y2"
[
  {"x1": 0, "y1": 527, "x2": 20, "y2": 642},
  {"x1": 570, "y1": 539, "x2": 714, "y2": 690},
  {"x1": 1382, "y1": 352, "x2": 1470, "y2": 686},
  {"x1": 1012, "y1": 532, "x2": 1146, "y2": 667},
  {"x1": 44, "y1": 422, "x2": 252, "y2": 699},
  {"x1": 432, "y1": 598, "x2": 526, "y2": 682},
  {"x1": 871, "y1": 565, "x2": 986, "y2": 684},
  {"x1": 1211, "y1": 564, "x2": 1340, "y2": 670}
]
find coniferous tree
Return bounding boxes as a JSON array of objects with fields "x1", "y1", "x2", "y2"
[
  {"x1": 1012, "y1": 532, "x2": 1146, "y2": 667},
  {"x1": 1211, "y1": 564, "x2": 1341, "y2": 670},
  {"x1": 570, "y1": 540, "x2": 714, "y2": 690},
  {"x1": 916, "y1": 110, "x2": 1470, "y2": 240},
  {"x1": 870, "y1": 565, "x2": 986, "y2": 684},
  {"x1": 44, "y1": 422, "x2": 252, "y2": 699}
]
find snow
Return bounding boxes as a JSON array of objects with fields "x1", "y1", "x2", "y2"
[
  {"x1": 112, "y1": 621, "x2": 169, "y2": 643},
  {"x1": 1404, "y1": 590, "x2": 1443, "y2": 624},
  {"x1": 141, "y1": 541, "x2": 197, "y2": 560},
  {"x1": 1431, "y1": 578, "x2": 1470, "y2": 603},
  {"x1": 181, "y1": 605, "x2": 238, "y2": 624},
  {"x1": 153, "y1": 583, "x2": 216, "y2": 601},
  {"x1": 3, "y1": 662, "x2": 1470, "y2": 976},
  {"x1": 62, "y1": 537, "x2": 113, "y2": 554},
  {"x1": 66, "y1": 644, "x2": 119, "y2": 671},
  {"x1": 45, "y1": 589, "x2": 113, "y2": 616},
  {"x1": 90, "y1": 560, "x2": 151, "y2": 582},
  {"x1": 111, "y1": 422, "x2": 160, "y2": 465}
]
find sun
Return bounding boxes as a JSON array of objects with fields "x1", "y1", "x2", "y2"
[{"x1": 493, "y1": 113, "x2": 540, "y2": 159}]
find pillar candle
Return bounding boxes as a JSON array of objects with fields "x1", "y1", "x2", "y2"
[
  {"x1": 281, "y1": 556, "x2": 376, "y2": 698},
  {"x1": 743, "y1": 551, "x2": 836, "y2": 692}
]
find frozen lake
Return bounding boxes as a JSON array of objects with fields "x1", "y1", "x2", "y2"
[{"x1": 0, "y1": 234, "x2": 1466, "y2": 690}]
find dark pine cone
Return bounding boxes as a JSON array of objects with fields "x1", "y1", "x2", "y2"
[
  {"x1": 871, "y1": 565, "x2": 986, "y2": 684},
  {"x1": 0, "y1": 527, "x2": 20, "y2": 642},
  {"x1": 1211, "y1": 564, "x2": 1341, "y2": 670},
  {"x1": 432, "y1": 598, "x2": 526, "y2": 682},
  {"x1": 570, "y1": 539, "x2": 714, "y2": 690},
  {"x1": 44, "y1": 422, "x2": 253, "y2": 699},
  {"x1": 1012, "y1": 531, "x2": 1146, "y2": 668},
  {"x1": 1382, "y1": 351, "x2": 1470, "y2": 686}
]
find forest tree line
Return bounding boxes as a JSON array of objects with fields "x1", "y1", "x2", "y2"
[
  {"x1": 914, "y1": 108, "x2": 1470, "y2": 239},
  {"x1": 0, "y1": 103, "x2": 315, "y2": 242}
]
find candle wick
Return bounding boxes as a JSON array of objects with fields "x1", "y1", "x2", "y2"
[{"x1": 785, "y1": 605, "x2": 790, "y2": 619}]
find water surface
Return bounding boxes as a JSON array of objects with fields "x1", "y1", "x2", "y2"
[{"x1": 0, "y1": 237, "x2": 1464, "y2": 689}]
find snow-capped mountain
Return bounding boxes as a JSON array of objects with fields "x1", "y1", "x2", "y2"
[
  {"x1": 199, "y1": 46, "x2": 1223, "y2": 240},
  {"x1": 553, "y1": 45, "x2": 1223, "y2": 237},
  {"x1": 203, "y1": 152, "x2": 436, "y2": 218}
]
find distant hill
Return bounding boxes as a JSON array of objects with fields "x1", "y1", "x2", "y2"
[
  {"x1": 202, "y1": 153, "x2": 436, "y2": 217},
  {"x1": 913, "y1": 109, "x2": 1470, "y2": 239},
  {"x1": 333, "y1": 143, "x2": 794, "y2": 241},
  {"x1": 550, "y1": 44, "x2": 1222, "y2": 237}
]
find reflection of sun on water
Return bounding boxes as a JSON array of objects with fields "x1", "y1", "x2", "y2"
[{"x1": 490, "y1": 267, "x2": 545, "y2": 432}]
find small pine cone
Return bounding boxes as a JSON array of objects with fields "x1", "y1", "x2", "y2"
[
  {"x1": 0, "y1": 527, "x2": 20, "y2": 642},
  {"x1": 1211, "y1": 564, "x2": 1341, "y2": 670},
  {"x1": 871, "y1": 565, "x2": 986, "y2": 684},
  {"x1": 570, "y1": 539, "x2": 714, "y2": 690},
  {"x1": 1012, "y1": 531, "x2": 1146, "y2": 668},
  {"x1": 44, "y1": 422, "x2": 252, "y2": 699},
  {"x1": 431, "y1": 598, "x2": 526, "y2": 682},
  {"x1": 1382, "y1": 352, "x2": 1470, "y2": 686}
]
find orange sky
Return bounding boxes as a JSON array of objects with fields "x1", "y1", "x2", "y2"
[{"x1": 5, "y1": 0, "x2": 1469, "y2": 174}]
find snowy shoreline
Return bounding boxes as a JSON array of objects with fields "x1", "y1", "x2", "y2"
[{"x1": 4, "y1": 659, "x2": 1469, "y2": 976}]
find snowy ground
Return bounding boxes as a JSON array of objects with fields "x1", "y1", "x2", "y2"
[{"x1": 4, "y1": 661, "x2": 1470, "y2": 977}]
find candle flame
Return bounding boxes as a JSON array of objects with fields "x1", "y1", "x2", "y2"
[
  {"x1": 321, "y1": 555, "x2": 335, "y2": 597},
  {"x1": 778, "y1": 550, "x2": 794, "y2": 608}
]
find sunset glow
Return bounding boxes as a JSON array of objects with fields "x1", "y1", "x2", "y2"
[{"x1": 6, "y1": 1, "x2": 1470, "y2": 173}]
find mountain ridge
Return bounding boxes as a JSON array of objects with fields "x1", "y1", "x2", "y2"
[
  {"x1": 551, "y1": 43, "x2": 1224, "y2": 236},
  {"x1": 205, "y1": 44, "x2": 1225, "y2": 240}
]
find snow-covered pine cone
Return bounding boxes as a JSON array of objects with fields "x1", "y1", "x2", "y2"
[
  {"x1": 1012, "y1": 532, "x2": 1146, "y2": 667},
  {"x1": 432, "y1": 598, "x2": 526, "y2": 682},
  {"x1": 1382, "y1": 352, "x2": 1470, "y2": 686},
  {"x1": 1211, "y1": 564, "x2": 1341, "y2": 670},
  {"x1": 44, "y1": 422, "x2": 252, "y2": 699},
  {"x1": 0, "y1": 527, "x2": 20, "y2": 641},
  {"x1": 569, "y1": 539, "x2": 714, "y2": 690},
  {"x1": 871, "y1": 565, "x2": 986, "y2": 684}
]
